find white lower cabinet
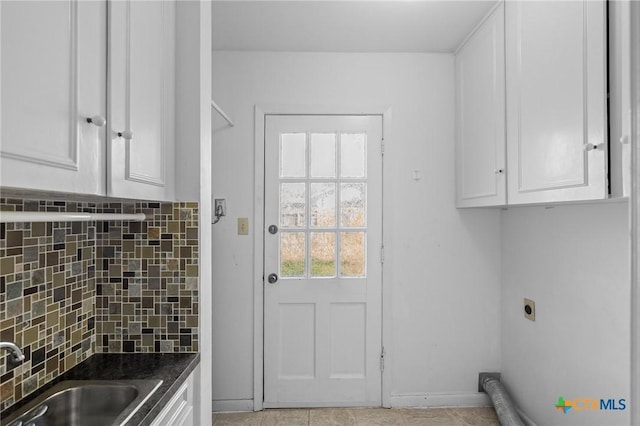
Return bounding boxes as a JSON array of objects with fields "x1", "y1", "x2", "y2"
[{"x1": 151, "y1": 371, "x2": 195, "y2": 426}]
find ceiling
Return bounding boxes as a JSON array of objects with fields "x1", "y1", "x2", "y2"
[{"x1": 212, "y1": 1, "x2": 498, "y2": 53}]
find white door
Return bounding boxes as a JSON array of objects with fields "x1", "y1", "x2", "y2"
[
  {"x1": 264, "y1": 115, "x2": 383, "y2": 408},
  {"x1": 0, "y1": 0, "x2": 106, "y2": 195},
  {"x1": 505, "y1": 0, "x2": 607, "y2": 204}
]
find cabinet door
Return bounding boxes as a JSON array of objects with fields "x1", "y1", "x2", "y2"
[
  {"x1": 151, "y1": 372, "x2": 194, "y2": 426},
  {"x1": 0, "y1": 0, "x2": 106, "y2": 195},
  {"x1": 455, "y1": 3, "x2": 506, "y2": 208},
  {"x1": 506, "y1": 0, "x2": 607, "y2": 204},
  {"x1": 108, "y1": 0, "x2": 175, "y2": 201},
  {"x1": 609, "y1": 0, "x2": 631, "y2": 198}
]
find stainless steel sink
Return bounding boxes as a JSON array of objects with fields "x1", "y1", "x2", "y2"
[{"x1": 2, "y1": 379, "x2": 162, "y2": 426}]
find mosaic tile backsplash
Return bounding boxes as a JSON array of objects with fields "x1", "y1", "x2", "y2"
[
  {"x1": 94, "y1": 202, "x2": 199, "y2": 354},
  {"x1": 0, "y1": 198, "x2": 199, "y2": 411}
]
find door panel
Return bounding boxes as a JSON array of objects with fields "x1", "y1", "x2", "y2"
[
  {"x1": 264, "y1": 115, "x2": 382, "y2": 407},
  {"x1": 279, "y1": 303, "x2": 316, "y2": 379},
  {"x1": 330, "y1": 303, "x2": 366, "y2": 378}
]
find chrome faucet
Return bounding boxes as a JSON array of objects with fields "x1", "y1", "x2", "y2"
[{"x1": 0, "y1": 341, "x2": 25, "y2": 362}]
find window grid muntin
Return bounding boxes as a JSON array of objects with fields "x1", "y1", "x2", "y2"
[{"x1": 278, "y1": 131, "x2": 368, "y2": 279}]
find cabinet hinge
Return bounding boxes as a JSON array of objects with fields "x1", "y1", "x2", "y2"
[
  {"x1": 380, "y1": 245, "x2": 385, "y2": 264},
  {"x1": 381, "y1": 138, "x2": 385, "y2": 156},
  {"x1": 380, "y1": 346, "x2": 385, "y2": 372}
]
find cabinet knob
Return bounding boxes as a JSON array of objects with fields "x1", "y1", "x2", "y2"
[
  {"x1": 117, "y1": 130, "x2": 134, "y2": 140},
  {"x1": 86, "y1": 115, "x2": 106, "y2": 127},
  {"x1": 584, "y1": 143, "x2": 601, "y2": 151},
  {"x1": 620, "y1": 136, "x2": 630, "y2": 145},
  {"x1": 494, "y1": 169, "x2": 504, "y2": 175}
]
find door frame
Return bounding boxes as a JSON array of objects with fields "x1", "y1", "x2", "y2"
[{"x1": 253, "y1": 105, "x2": 393, "y2": 411}]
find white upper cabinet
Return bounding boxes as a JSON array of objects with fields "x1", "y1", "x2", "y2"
[
  {"x1": 0, "y1": 0, "x2": 176, "y2": 201},
  {"x1": 108, "y1": 0, "x2": 176, "y2": 201},
  {"x1": 455, "y1": 3, "x2": 506, "y2": 208},
  {"x1": 505, "y1": 0, "x2": 607, "y2": 204},
  {"x1": 0, "y1": 0, "x2": 107, "y2": 195}
]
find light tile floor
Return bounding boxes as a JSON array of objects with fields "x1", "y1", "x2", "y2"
[{"x1": 212, "y1": 407, "x2": 499, "y2": 425}]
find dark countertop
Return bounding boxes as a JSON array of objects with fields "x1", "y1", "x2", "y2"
[{"x1": 1, "y1": 353, "x2": 200, "y2": 426}]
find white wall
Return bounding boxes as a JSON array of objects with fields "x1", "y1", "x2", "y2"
[
  {"x1": 211, "y1": 52, "x2": 502, "y2": 408},
  {"x1": 175, "y1": 2, "x2": 212, "y2": 422},
  {"x1": 501, "y1": 202, "x2": 630, "y2": 425}
]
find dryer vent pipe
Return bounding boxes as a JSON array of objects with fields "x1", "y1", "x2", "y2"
[{"x1": 479, "y1": 373, "x2": 525, "y2": 426}]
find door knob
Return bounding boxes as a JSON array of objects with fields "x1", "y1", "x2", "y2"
[
  {"x1": 117, "y1": 130, "x2": 134, "y2": 140},
  {"x1": 267, "y1": 273, "x2": 278, "y2": 284},
  {"x1": 86, "y1": 115, "x2": 106, "y2": 127}
]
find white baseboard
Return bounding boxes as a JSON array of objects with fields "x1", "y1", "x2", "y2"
[
  {"x1": 263, "y1": 401, "x2": 379, "y2": 409},
  {"x1": 212, "y1": 399, "x2": 255, "y2": 412},
  {"x1": 390, "y1": 392, "x2": 491, "y2": 408},
  {"x1": 212, "y1": 393, "x2": 529, "y2": 419}
]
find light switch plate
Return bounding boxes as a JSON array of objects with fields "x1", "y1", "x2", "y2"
[
  {"x1": 238, "y1": 218, "x2": 249, "y2": 235},
  {"x1": 524, "y1": 298, "x2": 535, "y2": 321}
]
